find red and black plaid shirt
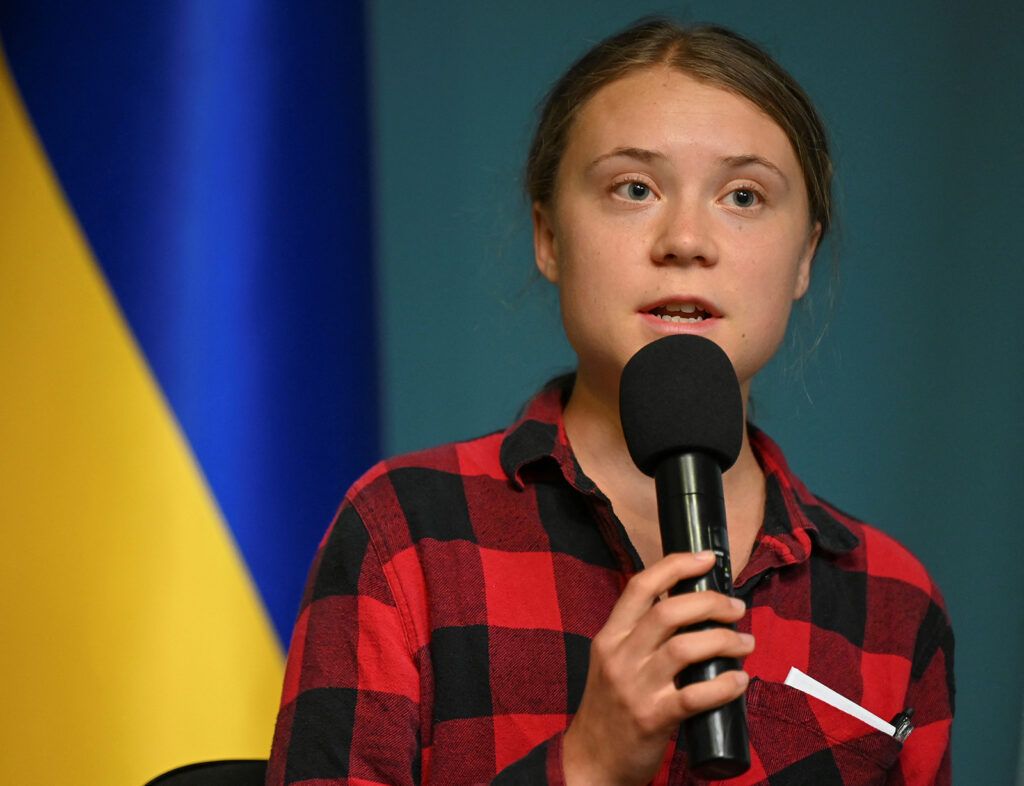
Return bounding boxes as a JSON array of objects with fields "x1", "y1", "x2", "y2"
[{"x1": 268, "y1": 388, "x2": 954, "y2": 785}]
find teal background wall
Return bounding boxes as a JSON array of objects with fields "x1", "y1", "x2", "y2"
[{"x1": 369, "y1": 2, "x2": 1023, "y2": 782}]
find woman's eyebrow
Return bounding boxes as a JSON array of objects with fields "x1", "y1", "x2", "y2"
[
  {"x1": 587, "y1": 146, "x2": 665, "y2": 171},
  {"x1": 587, "y1": 149, "x2": 789, "y2": 184},
  {"x1": 720, "y1": 154, "x2": 789, "y2": 184}
]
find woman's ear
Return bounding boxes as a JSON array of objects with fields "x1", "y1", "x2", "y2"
[
  {"x1": 532, "y1": 202, "x2": 559, "y2": 284},
  {"x1": 793, "y1": 221, "x2": 822, "y2": 300}
]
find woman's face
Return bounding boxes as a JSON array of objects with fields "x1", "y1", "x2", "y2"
[{"x1": 533, "y1": 67, "x2": 820, "y2": 404}]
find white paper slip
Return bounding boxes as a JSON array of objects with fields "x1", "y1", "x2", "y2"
[{"x1": 783, "y1": 666, "x2": 896, "y2": 736}]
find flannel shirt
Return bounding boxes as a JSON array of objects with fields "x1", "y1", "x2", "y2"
[{"x1": 268, "y1": 388, "x2": 954, "y2": 785}]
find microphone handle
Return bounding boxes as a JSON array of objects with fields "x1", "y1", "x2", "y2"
[{"x1": 655, "y1": 453, "x2": 750, "y2": 779}]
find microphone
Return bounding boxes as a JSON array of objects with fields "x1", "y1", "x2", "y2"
[{"x1": 619, "y1": 334, "x2": 751, "y2": 778}]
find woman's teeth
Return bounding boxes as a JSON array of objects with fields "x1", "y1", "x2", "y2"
[
  {"x1": 651, "y1": 303, "x2": 710, "y2": 322},
  {"x1": 659, "y1": 314, "x2": 705, "y2": 322}
]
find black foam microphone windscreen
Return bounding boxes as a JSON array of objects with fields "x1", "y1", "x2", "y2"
[{"x1": 619, "y1": 334, "x2": 743, "y2": 475}]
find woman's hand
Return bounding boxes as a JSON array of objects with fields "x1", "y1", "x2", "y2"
[{"x1": 562, "y1": 551, "x2": 754, "y2": 786}]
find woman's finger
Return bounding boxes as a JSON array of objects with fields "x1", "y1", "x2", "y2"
[
  {"x1": 603, "y1": 551, "x2": 717, "y2": 631},
  {"x1": 651, "y1": 627, "x2": 755, "y2": 685},
  {"x1": 671, "y1": 668, "x2": 751, "y2": 719},
  {"x1": 625, "y1": 590, "x2": 747, "y2": 655}
]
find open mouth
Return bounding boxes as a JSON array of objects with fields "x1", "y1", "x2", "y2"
[{"x1": 647, "y1": 303, "x2": 713, "y2": 323}]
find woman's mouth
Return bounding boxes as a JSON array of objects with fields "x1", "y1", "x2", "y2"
[{"x1": 646, "y1": 302, "x2": 713, "y2": 323}]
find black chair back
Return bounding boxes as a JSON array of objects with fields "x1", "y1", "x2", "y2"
[{"x1": 144, "y1": 759, "x2": 267, "y2": 785}]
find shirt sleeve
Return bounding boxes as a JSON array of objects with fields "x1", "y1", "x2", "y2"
[
  {"x1": 890, "y1": 594, "x2": 955, "y2": 785},
  {"x1": 491, "y1": 733, "x2": 568, "y2": 785},
  {"x1": 267, "y1": 500, "x2": 424, "y2": 786},
  {"x1": 267, "y1": 498, "x2": 571, "y2": 786}
]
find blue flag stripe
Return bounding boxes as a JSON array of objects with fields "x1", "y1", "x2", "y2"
[{"x1": 1, "y1": 1, "x2": 379, "y2": 643}]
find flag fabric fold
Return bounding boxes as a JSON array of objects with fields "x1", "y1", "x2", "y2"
[{"x1": 0, "y1": 4, "x2": 377, "y2": 782}]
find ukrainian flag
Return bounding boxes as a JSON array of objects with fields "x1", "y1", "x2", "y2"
[{"x1": 0, "y1": 4, "x2": 378, "y2": 783}]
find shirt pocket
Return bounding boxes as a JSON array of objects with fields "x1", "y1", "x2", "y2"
[{"x1": 740, "y1": 677, "x2": 903, "y2": 785}]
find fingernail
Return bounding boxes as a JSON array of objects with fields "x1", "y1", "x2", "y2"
[
  {"x1": 735, "y1": 671, "x2": 750, "y2": 689},
  {"x1": 739, "y1": 632, "x2": 755, "y2": 647},
  {"x1": 730, "y1": 597, "x2": 746, "y2": 611},
  {"x1": 695, "y1": 550, "x2": 715, "y2": 561}
]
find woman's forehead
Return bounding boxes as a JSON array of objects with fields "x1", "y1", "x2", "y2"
[{"x1": 563, "y1": 68, "x2": 800, "y2": 174}]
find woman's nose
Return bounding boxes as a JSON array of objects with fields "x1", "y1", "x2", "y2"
[{"x1": 650, "y1": 199, "x2": 718, "y2": 267}]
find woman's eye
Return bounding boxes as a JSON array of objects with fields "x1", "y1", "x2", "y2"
[
  {"x1": 613, "y1": 181, "x2": 654, "y2": 201},
  {"x1": 728, "y1": 188, "x2": 760, "y2": 208},
  {"x1": 626, "y1": 182, "x2": 651, "y2": 200}
]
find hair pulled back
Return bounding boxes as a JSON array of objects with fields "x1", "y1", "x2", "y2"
[{"x1": 526, "y1": 19, "x2": 833, "y2": 241}]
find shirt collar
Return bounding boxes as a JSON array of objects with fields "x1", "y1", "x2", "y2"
[
  {"x1": 498, "y1": 385, "x2": 597, "y2": 494},
  {"x1": 740, "y1": 427, "x2": 860, "y2": 583},
  {"x1": 499, "y1": 387, "x2": 860, "y2": 565}
]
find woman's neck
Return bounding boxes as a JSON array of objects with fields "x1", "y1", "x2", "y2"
[{"x1": 562, "y1": 374, "x2": 765, "y2": 575}]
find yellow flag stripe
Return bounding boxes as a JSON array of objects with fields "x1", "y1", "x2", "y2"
[{"x1": 0, "y1": 49, "x2": 283, "y2": 785}]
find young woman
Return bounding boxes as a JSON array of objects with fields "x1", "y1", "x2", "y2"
[{"x1": 268, "y1": 20, "x2": 953, "y2": 785}]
